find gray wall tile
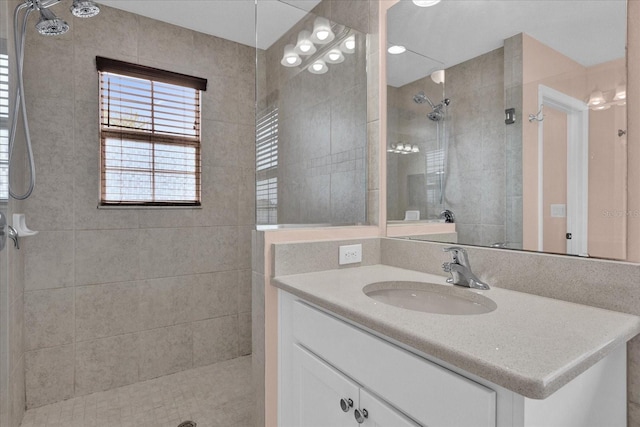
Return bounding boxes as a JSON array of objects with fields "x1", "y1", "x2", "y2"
[
  {"x1": 75, "y1": 282, "x2": 140, "y2": 342},
  {"x1": 25, "y1": 345, "x2": 74, "y2": 408},
  {"x1": 24, "y1": 289, "x2": 74, "y2": 351},
  {"x1": 75, "y1": 230, "x2": 140, "y2": 285},
  {"x1": 24, "y1": 231, "x2": 74, "y2": 291},
  {"x1": 192, "y1": 316, "x2": 238, "y2": 368},
  {"x1": 75, "y1": 333, "x2": 139, "y2": 396},
  {"x1": 139, "y1": 324, "x2": 193, "y2": 381}
]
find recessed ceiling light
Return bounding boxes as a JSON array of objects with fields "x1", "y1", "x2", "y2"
[
  {"x1": 412, "y1": 0, "x2": 441, "y2": 7},
  {"x1": 388, "y1": 45, "x2": 406, "y2": 54}
]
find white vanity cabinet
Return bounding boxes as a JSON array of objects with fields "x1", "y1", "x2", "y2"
[
  {"x1": 292, "y1": 343, "x2": 419, "y2": 426},
  {"x1": 278, "y1": 290, "x2": 628, "y2": 427},
  {"x1": 280, "y1": 291, "x2": 496, "y2": 427}
]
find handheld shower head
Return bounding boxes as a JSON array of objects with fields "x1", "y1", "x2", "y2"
[
  {"x1": 35, "y1": 7, "x2": 69, "y2": 36},
  {"x1": 413, "y1": 91, "x2": 436, "y2": 108},
  {"x1": 70, "y1": 0, "x2": 100, "y2": 18}
]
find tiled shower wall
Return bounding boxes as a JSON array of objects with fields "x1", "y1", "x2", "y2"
[
  {"x1": 446, "y1": 47, "x2": 507, "y2": 247},
  {"x1": 20, "y1": 5, "x2": 254, "y2": 409}
]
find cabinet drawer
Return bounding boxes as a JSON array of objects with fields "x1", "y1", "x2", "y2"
[{"x1": 293, "y1": 301, "x2": 496, "y2": 427}]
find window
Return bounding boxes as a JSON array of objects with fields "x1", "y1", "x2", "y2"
[
  {"x1": 256, "y1": 107, "x2": 278, "y2": 224},
  {"x1": 0, "y1": 40, "x2": 8, "y2": 201},
  {"x1": 97, "y1": 57, "x2": 207, "y2": 206}
]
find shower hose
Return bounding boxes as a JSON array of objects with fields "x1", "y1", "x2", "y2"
[{"x1": 8, "y1": 2, "x2": 37, "y2": 200}]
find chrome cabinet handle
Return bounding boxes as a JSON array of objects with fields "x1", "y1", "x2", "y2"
[
  {"x1": 354, "y1": 408, "x2": 368, "y2": 424},
  {"x1": 340, "y1": 398, "x2": 353, "y2": 412}
]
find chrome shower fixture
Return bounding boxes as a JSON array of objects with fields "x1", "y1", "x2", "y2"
[
  {"x1": 413, "y1": 91, "x2": 435, "y2": 108},
  {"x1": 414, "y1": 92, "x2": 450, "y2": 122},
  {"x1": 35, "y1": 6, "x2": 69, "y2": 36},
  {"x1": 9, "y1": 0, "x2": 100, "y2": 200},
  {"x1": 70, "y1": 0, "x2": 100, "y2": 18}
]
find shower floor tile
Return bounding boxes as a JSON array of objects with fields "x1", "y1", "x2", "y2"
[{"x1": 19, "y1": 355, "x2": 254, "y2": 427}]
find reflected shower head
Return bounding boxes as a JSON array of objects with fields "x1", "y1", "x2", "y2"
[
  {"x1": 70, "y1": 0, "x2": 100, "y2": 18},
  {"x1": 35, "y1": 7, "x2": 69, "y2": 36},
  {"x1": 413, "y1": 91, "x2": 435, "y2": 108}
]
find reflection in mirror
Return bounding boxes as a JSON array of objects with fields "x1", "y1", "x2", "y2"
[
  {"x1": 386, "y1": 0, "x2": 628, "y2": 260},
  {"x1": 256, "y1": 2, "x2": 368, "y2": 227}
]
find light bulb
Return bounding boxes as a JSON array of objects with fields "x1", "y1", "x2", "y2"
[
  {"x1": 310, "y1": 17, "x2": 335, "y2": 44},
  {"x1": 294, "y1": 30, "x2": 317, "y2": 56},
  {"x1": 281, "y1": 44, "x2": 301, "y2": 67},
  {"x1": 345, "y1": 39, "x2": 356, "y2": 50},
  {"x1": 387, "y1": 45, "x2": 406, "y2": 55},
  {"x1": 340, "y1": 35, "x2": 356, "y2": 54},
  {"x1": 324, "y1": 49, "x2": 344, "y2": 64},
  {"x1": 308, "y1": 60, "x2": 328, "y2": 75},
  {"x1": 588, "y1": 90, "x2": 605, "y2": 107},
  {"x1": 613, "y1": 85, "x2": 626, "y2": 101}
]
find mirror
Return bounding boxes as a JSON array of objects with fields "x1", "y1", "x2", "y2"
[
  {"x1": 386, "y1": 0, "x2": 628, "y2": 260},
  {"x1": 256, "y1": 1, "x2": 369, "y2": 227}
]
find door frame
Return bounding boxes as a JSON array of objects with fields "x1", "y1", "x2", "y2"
[{"x1": 537, "y1": 85, "x2": 589, "y2": 256}]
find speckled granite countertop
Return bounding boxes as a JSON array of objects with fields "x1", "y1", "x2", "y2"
[{"x1": 272, "y1": 264, "x2": 640, "y2": 399}]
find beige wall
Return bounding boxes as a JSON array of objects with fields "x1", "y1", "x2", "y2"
[
  {"x1": 626, "y1": 0, "x2": 640, "y2": 264},
  {"x1": 522, "y1": 34, "x2": 627, "y2": 259},
  {"x1": 541, "y1": 107, "x2": 568, "y2": 253},
  {"x1": 20, "y1": 5, "x2": 254, "y2": 409}
]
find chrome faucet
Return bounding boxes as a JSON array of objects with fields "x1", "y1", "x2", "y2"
[{"x1": 442, "y1": 246, "x2": 490, "y2": 290}]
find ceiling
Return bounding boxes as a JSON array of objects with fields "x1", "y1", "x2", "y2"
[
  {"x1": 387, "y1": 0, "x2": 626, "y2": 87},
  {"x1": 97, "y1": 0, "x2": 322, "y2": 50},
  {"x1": 95, "y1": 0, "x2": 626, "y2": 90}
]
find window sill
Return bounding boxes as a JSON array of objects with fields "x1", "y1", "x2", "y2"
[{"x1": 97, "y1": 204, "x2": 203, "y2": 210}]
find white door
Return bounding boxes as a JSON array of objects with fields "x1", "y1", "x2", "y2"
[
  {"x1": 291, "y1": 344, "x2": 360, "y2": 427},
  {"x1": 358, "y1": 389, "x2": 421, "y2": 427}
]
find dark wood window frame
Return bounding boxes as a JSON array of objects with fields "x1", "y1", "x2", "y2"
[{"x1": 97, "y1": 56, "x2": 207, "y2": 207}]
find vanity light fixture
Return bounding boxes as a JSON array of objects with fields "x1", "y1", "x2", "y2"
[
  {"x1": 294, "y1": 30, "x2": 317, "y2": 55},
  {"x1": 310, "y1": 17, "x2": 335, "y2": 44},
  {"x1": 281, "y1": 44, "x2": 302, "y2": 67},
  {"x1": 387, "y1": 45, "x2": 406, "y2": 54},
  {"x1": 308, "y1": 59, "x2": 328, "y2": 74},
  {"x1": 388, "y1": 143, "x2": 420, "y2": 154},
  {"x1": 412, "y1": 0, "x2": 442, "y2": 7},
  {"x1": 324, "y1": 48, "x2": 345, "y2": 64}
]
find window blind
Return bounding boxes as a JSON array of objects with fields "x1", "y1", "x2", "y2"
[
  {"x1": 0, "y1": 48, "x2": 9, "y2": 201},
  {"x1": 98, "y1": 58, "x2": 206, "y2": 206},
  {"x1": 256, "y1": 177, "x2": 278, "y2": 224},
  {"x1": 256, "y1": 107, "x2": 278, "y2": 224}
]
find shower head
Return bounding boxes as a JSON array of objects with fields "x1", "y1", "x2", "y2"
[
  {"x1": 70, "y1": 0, "x2": 100, "y2": 18},
  {"x1": 35, "y1": 7, "x2": 69, "y2": 36},
  {"x1": 413, "y1": 91, "x2": 436, "y2": 108},
  {"x1": 427, "y1": 99, "x2": 450, "y2": 121},
  {"x1": 427, "y1": 109, "x2": 444, "y2": 122}
]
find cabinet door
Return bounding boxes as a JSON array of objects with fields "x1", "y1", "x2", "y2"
[
  {"x1": 359, "y1": 389, "x2": 421, "y2": 427},
  {"x1": 290, "y1": 344, "x2": 360, "y2": 427}
]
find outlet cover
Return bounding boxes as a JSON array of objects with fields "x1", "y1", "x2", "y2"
[{"x1": 339, "y1": 244, "x2": 362, "y2": 265}]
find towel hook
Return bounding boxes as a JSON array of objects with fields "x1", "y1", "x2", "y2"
[{"x1": 528, "y1": 105, "x2": 544, "y2": 122}]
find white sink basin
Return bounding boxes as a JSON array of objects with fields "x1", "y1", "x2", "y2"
[{"x1": 363, "y1": 281, "x2": 497, "y2": 315}]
